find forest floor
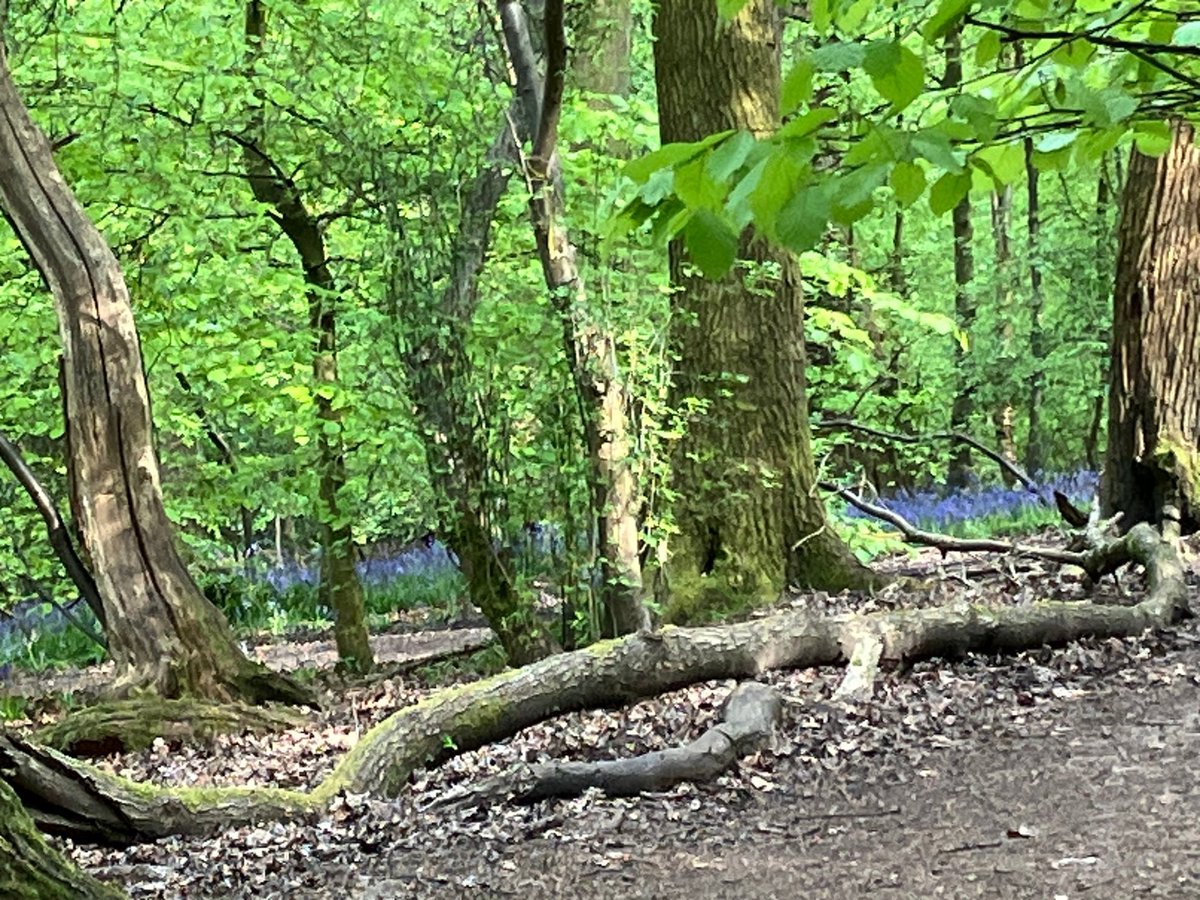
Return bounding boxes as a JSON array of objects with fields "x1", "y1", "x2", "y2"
[{"x1": 11, "y1": 535, "x2": 1200, "y2": 898}]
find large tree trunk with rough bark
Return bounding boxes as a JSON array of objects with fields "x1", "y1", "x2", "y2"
[
  {"x1": 503, "y1": 0, "x2": 649, "y2": 636},
  {"x1": 0, "y1": 778, "x2": 123, "y2": 899},
  {"x1": 652, "y1": 0, "x2": 872, "y2": 619},
  {"x1": 0, "y1": 45, "x2": 309, "y2": 705},
  {"x1": 242, "y1": 1, "x2": 372, "y2": 673},
  {"x1": 1102, "y1": 122, "x2": 1200, "y2": 532}
]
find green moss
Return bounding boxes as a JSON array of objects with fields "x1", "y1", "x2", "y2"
[{"x1": 662, "y1": 569, "x2": 777, "y2": 625}]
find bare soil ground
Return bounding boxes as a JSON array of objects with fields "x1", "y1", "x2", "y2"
[{"x1": 14, "y1": 540, "x2": 1200, "y2": 898}]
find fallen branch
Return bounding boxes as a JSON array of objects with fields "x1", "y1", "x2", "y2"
[
  {"x1": 434, "y1": 681, "x2": 782, "y2": 806},
  {"x1": 813, "y1": 419, "x2": 1038, "y2": 494},
  {"x1": 822, "y1": 482, "x2": 1119, "y2": 579},
  {"x1": 1, "y1": 524, "x2": 1187, "y2": 844}
]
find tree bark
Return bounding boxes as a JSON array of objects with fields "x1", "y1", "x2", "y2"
[
  {"x1": 945, "y1": 28, "x2": 977, "y2": 488},
  {"x1": 242, "y1": 1, "x2": 372, "y2": 672},
  {"x1": 652, "y1": 0, "x2": 872, "y2": 619},
  {"x1": 1024, "y1": 134, "x2": 1047, "y2": 476},
  {"x1": 0, "y1": 777, "x2": 123, "y2": 899},
  {"x1": 502, "y1": 0, "x2": 650, "y2": 636},
  {"x1": 1102, "y1": 121, "x2": 1200, "y2": 531},
  {"x1": 0, "y1": 45, "x2": 309, "y2": 705}
]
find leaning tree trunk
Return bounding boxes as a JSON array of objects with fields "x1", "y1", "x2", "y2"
[
  {"x1": 652, "y1": 0, "x2": 872, "y2": 619},
  {"x1": 242, "y1": 0, "x2": 372, "y2": 672},
  {"x1": 0, "y1": 46, "x2": 308, "y2": 704},
  {"x1": 1102, "y1": 121, "x2": 1200, "y2": 532},
  {"x1": 0, "y1": 777, "x2": 123, "y2": 899}
]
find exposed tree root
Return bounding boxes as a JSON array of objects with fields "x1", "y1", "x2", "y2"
[
  {"x1": 36, "y1": 699, "x2": 309, "y2": 756},
  {"x1": 434, "y1": 682, "x2": 782, "y2": 806},
  {"x1": 1, "y1": 523, "x2": 1187, "y2": 845}
]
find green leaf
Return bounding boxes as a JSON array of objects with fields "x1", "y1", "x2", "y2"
[
  {"x1": 910, "y1": 128, "x2": 963, "y2": 172},
  {"x1": 890, "y1": 161, "x2": 926, "y2": 206},
  {"x1": 928, "y1": 171, "x2": 971, "y2": 214},
  {"x1": 781, "y1": 60, "x2": 815, "y2": 115},
  {"x1": 922, "y1": 0, "x2": 972, "y2": 42},
  {"x1": 706, "y1": 131, "x2": 757, "y2": 183},
  {"x1": 809, "y1": 42, "x2": 866, "y2": 73},
  {"x1": 1133, "y1": 120, "x2": 1173, "y2": 156},
  {"x1": 975, "y1": 30, "x2": 1002, "y2": 67},
  {"x1": 1035, "y1": 131, "x2": 1078, "y2": 153},
  {"x1": 625, "y1": 131, "x2": 734, "y2": 184},
  {"x1": 683, "y1": 210, "x2": 738, "y2": 278},
  {"x1": 973, "y1": 142, "x2": 1025, "y2": 185},
  {"x1": 1175, "y1": 22, "x2": 1200, "y2": 46},
  {"x1": 776, "y1": 106, "x2": 839, "y2": 141},
  {"x1": 863, "y1": 41, "x2": 925, "y2": 113},
  {"x1": 716, "y1": 0, "x2": 749, "y2": 18},
  {"x1": 674, "y1": 156, "x2": 726, "y2": 211},
  {"x1": 776, "y1": 186, "x2": 831, "y2": 254}
]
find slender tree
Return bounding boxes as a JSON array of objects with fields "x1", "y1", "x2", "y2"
[
  {"x1": 945, "y1": 27, "x2": 977, "y2": 488},
  {"x1": 652, "y1": 0, "x2": 873, "y2": 619},
  {"x1": 0, "y1": 44, "x2": 308, "y2": 703},
  {"x1": 1023, "y1": 132, "x2": 1047, "y2": 476},
  {"x1": 502, "y1": 0, "x2": 650, "y2": 635},
  {"x1": 1102, "y1": 121, "x2": 1200, "y2": 531},
  {"x1": 241, "y1": 1, "x2": 372, "y2": 672}
]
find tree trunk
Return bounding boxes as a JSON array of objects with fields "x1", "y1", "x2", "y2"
[
  {"x1": 945, "y1": 29, "x2": 977, "y2": 489},
  {"x1": 1024, "y1": 135, "x2": 1047, "y2": 476},
  {"x1": 242, "y1": 1, "x2": 372, "y2": 672},
  {"x1": 388, "y1": 20, "x2": 556, "y2": 664},
  {"x1": 502, "y1": 0, "x2": 650, "y2": 635},
  {"x1": 1102, "y1": 122, "x2": 1200, "y2": 531},
  {"x1": 652, "y1": 0, "x2": 872, "y2": 619},
  {"x1": 989, "y1": 186, "x2": 1019, "y2": 485},
  {"x1": 0, "y1": 45, "x2": 309, "y2": 705},
  {"x1": 0, "y1": 777, "x2": 123, "y2": 899},
  {"x1": 1084, "y1": 163, "x2": 1114, "y2": 472}
]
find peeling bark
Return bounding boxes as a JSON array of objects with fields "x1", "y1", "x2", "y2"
[{"x1": 501, "y1": 0, "x2": 649, "y2": 636}]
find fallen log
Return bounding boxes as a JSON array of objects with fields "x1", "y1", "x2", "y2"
[
  {"x1": 1, "y1": 523, "x2": 1187, "y2": 844},
  {"x1": 0, "y1": 777, "x2": 122, "y2": 899}
]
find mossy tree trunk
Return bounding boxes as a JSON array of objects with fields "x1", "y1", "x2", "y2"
[
  {"x1": 241, "y1": 2, "x2": 372, "y2": 672},
  {"x1": 651, "y1": 0, "x2": 872, "y2": 620},
  {"x1": 0, "y1": 45, "x2": 309, "y2": 705},
  {"x1": 1102, "y1": 121, "x2": 1200, "y2": 531},
  {"x1": 0, "y1": 778, "x2": 123, "y2": 899}
]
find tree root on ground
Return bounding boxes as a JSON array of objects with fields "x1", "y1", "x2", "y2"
[
  {"x1": 434, "y1": 681, "x2": 782, "y2": 807},
  {"x1": 1, "y1": 523, "x2": 1188, "y2": 845}
]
